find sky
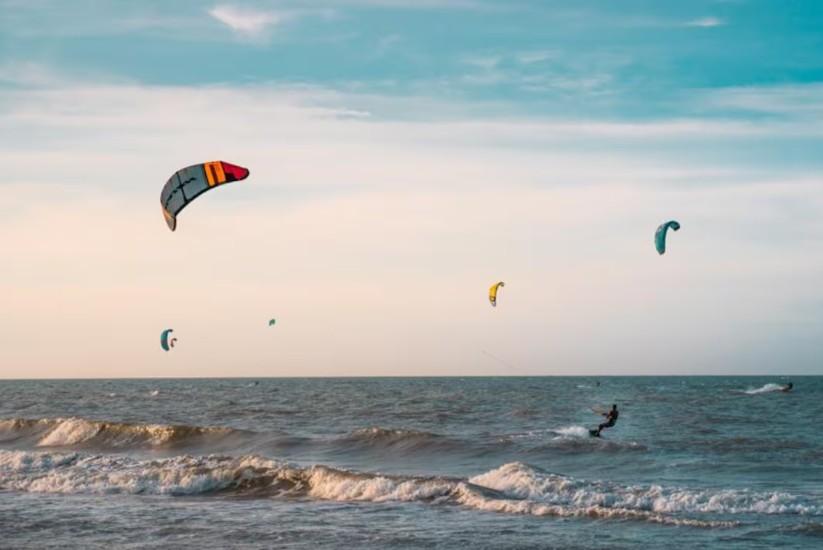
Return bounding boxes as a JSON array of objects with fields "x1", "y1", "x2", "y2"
[{"x1": 1, "y1": 0, "x2": 823, "y2": 378}]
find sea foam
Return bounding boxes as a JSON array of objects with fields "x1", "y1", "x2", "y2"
[
  {"x1": 744, "y1": 383, "x2": 788, "y2": 395},
  {"x1": 2, "y1": 450, "x2": 818, "y2": 528}
]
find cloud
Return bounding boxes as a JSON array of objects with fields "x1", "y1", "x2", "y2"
[
  {"x1": 461, "y1": 54, "x2": 502, "y2": 70},
  {"x1": 449, "y1": 48, "x2": 634, "y2": 99},
  {"x1": 334, "y1": 0, "x2": 491, "y2": 8},
  {"x1": 515, "y1": 50, "x2": 557, "y2": 65},
  {"x1": 0, "y1": 62, "x2": 66, "y2": 88},
  {"x1": 702, "y1": 84, "x2": 823, "y2": 117},
  {"x1": 685, "y1": 16, "x2": 725, "y2": 28},
  {"x1": 208, "y1": 5, "x2": 283, "y2": 38}
]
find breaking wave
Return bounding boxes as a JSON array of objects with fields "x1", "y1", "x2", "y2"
[
  {"x1": 470, "y1": 462, "x2": 819, "y2": 516},
  {"x1": 0, "y1": 417, "x2": 249, "y2": 451},
  {"x1": 3, "y1": 451, "x2": 818, "y2": 528}
]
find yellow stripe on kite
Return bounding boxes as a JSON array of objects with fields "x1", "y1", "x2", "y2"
[
  {"x1": 213, "y1": 161, "x2": 226, "y2": 184},
  {"x1": 204, "y1": 163, "x2": 216, "y2": 187},
  {"x1": 204, "y1": 161, "x2": 227, "y2": 186}
]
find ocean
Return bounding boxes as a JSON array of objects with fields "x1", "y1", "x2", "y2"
[{"x1": 0, "y1": 377, "x2": 821, "y2": 549}]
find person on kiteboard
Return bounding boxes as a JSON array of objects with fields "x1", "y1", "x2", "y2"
[{"x1": 591, "y1": 404, "x2": 618, "y2": 437}]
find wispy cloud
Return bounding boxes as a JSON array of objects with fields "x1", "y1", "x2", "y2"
[
  {"x1": 455, "y1": 50, "x2": 626, "y2": 98},
  {"x1": 702, "y1": 84, "x2": 823, "y2": 117},
  {"x1": 0, "y1": 62, "x2": 66, "y2": 88},
  {"x1": 461, "y1": 54, "x2": 502, "y2": 70},
  {"x1": 336, "y1": 0, "x2": 492, "y2": 9},
  {"x1": 208, "y1": 5, "x2": 283, "y2": 39},
  {"x1": 685, "y1": 16, "x2": 725, "y2": 28},
  {"x1": 515, "y1": 50, "x2": 557, "y2": 65}
]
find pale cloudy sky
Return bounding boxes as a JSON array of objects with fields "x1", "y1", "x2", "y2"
[{"x1": 1, "y1": 0, "x2": 822, "y2": 377}]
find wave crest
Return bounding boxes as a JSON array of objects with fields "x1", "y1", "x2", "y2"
[
  {"x1": 0, "y1": 417, "x2": 246, "y2": 450},
  {"x1": 470, "y1": 462, "x2": 818, "y2": 516},
  {"x1": 5, "y1": 451, "x2": 816, "y2": 527}
]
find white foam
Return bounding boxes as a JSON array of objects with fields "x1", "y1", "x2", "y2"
[
  {"x1": 0, "y1": 450, "x2": 282, "y2": 496},
  {"x1": 552, "y1": 426, "x2": 590, "y2": 438},
  {"x1": 306, "y1": 466, "x2": 455, "y2": 503},
  {"x1": 301, "y1": 467, "x2": 732, "y2": 527},
  {"x1": 469, "y1": 462, "x2": 821, "y2": 516},
  {"x1": 0, "y1": 451, "x2": 815, "y2": 527},
  {"x1": 744, "y1": 383, "x2": 786, "y2": 395},
  {"x1": 454, "y1": 485, "x2": 733, "y2": 527}
]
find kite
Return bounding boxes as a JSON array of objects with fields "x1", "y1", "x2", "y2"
[
  {"x1": 655, "y1": 220, "x2": 680, "y2": 255},
  {"x1": 161, "y1": 329, "x2": 176, "y2": 352},
  {"x1": 160, "y1": 161, "x2": 250, "y2": 231},
  {"x1": 489, "y1": 282, "x2": 505, "y2": 307}
]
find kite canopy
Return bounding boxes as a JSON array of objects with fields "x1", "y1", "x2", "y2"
[
  {"x1": 489, "y1": 281, "x2": 505, "y2": 307},
  {"x1": 160, "y1": 329, "x2": 175, "y2": 352},
  {"x1": 655, "y1": 220, "x2": 681, "y2": 255},
  {"x1": 269, "y1": 319, "x2": 276, "y2": 326},
  {"x1": 160, "y1": 161, "x2": 250, "y2": 231}
]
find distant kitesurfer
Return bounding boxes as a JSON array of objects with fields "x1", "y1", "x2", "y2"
[
  {"x1": 780, "y1": 382, "x2": 793, "y2": 392},
  {"x1": 590, "y1": 404, "x2": 618, "y2": 437}
]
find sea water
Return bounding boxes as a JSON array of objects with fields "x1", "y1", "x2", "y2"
[{"x1": 0, "y1": 377, "x2": 821, "y2": 549}]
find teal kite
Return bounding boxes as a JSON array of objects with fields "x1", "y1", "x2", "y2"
[
  {"x1": 269, "y1": 319, "x2": 276, "y2": 327},
  {"x1": 161, "y1": 329, "x2": 176, "y2": 352},
  {"x1": 655, "y1": 221, "x2": 680, "y2": 255}
]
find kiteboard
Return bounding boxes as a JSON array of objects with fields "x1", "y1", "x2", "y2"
[{"x1": 589, "y1": 429, "x2": 600, "y2": 438}]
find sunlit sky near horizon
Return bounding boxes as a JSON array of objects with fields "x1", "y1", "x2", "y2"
[{"x1": 2, "y1": 0, "x2": 823, "y2": 377}]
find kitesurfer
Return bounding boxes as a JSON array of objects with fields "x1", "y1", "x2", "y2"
[
  {"x1": 780, "y1": 382, "x2": 793, "y2": 392},
  {"x1": 591, "y1": 404, "x2": 619, "y2": 437}
]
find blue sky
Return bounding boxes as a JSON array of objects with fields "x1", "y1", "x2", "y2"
[
  {"x1": 5, "y1": 0, "x2": 823, "y2": 114},
  {"x1": 2, "y1": 0, "x2": 823, "y2": 377}
]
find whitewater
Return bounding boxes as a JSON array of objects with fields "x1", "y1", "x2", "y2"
[{"x1": 1, "y1": 377, "x2": 820, "y2": 549}]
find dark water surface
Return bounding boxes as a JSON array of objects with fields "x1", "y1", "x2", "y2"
[{"x1": 1, "y1": 377, "x2": 821, "y2": 548}]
